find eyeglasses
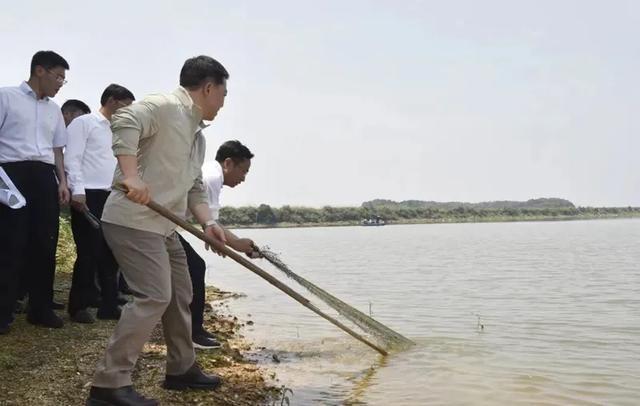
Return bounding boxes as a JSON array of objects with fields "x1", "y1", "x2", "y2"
[{"x1": 47, "y1": 69, "x2": 67, "y2": 85}]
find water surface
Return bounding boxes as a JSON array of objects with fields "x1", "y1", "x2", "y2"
[{"x1": 186, "y1": 219, "x2": 640, "y2": 405}]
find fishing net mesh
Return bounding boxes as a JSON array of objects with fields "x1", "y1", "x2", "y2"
[{"x1": 260, "y1": 248, "x2": 414, "y2": 352}]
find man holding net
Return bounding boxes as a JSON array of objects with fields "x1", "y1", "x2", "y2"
[{"x1": 87, "y1": 55, "x2": 229, "y2": 406}]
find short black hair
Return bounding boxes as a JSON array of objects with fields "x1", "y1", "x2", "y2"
[
  {"x1": 61, "y1": 99, "x2": 91, "y2": 115},
  {"x1": 215, "y1": 140, "x2": 254, "y2": 164},
  {"x1": 180, "y1": 55, "x2": 229, "y2": 89},
  {"x1": 100, "y1": 84, "x2": 135, "y2": 106},
  {"x1": 30, "y1": 50, "x2": 69, "y2": 75}
]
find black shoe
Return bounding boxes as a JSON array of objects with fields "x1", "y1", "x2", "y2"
[
  {"x1": 198, "y1": 329, "x2": 218, "y2": 340},
  {"x1": 86, "y1": 385, "x2": 158, "y2": 406},
  {"x1": 70, "y1": 309, "x2": 95, "y2": 324},
  {"x1": 97, "y1": 306, "x2": 121, "y2": 320},
  {"x1": 52, "y1": 300, "x2": 65, "y2": 310},
  {"x1": 192, "y1": 334, "x2": 221, "y2": 349},
  {"x1": 27, "y1": 310, "x2": 63, "y2": 328},
  {"x1": 163, "y1": 363, "x2": 222, "y2": 391}
]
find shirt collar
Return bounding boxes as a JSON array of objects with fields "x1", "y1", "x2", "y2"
[
  {"x1": 95, "y1": 111, "x2": 109, "y2": 124},
  {"x1": 19, "y1": 81, "x2": 47, "y2": 100},
  {"x1": 173, "y1": 86, "x2": 204, "y2": 125}
]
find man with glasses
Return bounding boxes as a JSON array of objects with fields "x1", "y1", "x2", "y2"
[
  {"x1": 65, "y1": 84, "x2": 135, "y2": 325},
  {"x1": 0, "y1": 50, "x2": 71, "y2": 334}
]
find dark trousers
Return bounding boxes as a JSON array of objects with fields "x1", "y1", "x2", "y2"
[
  {"x1": 178, "y1": 234, "x2": 206, "y2": 335},
  {"x1": 0, "y1": 161, "x2": 59, "y2": 326},
  {"x1": 68, "y1": 189, "x2": 119, "y2": 315}
]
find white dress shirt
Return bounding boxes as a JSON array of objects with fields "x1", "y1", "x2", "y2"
[
  {"x1": 202, "y1": 160, "x2": 223, "y2": 220},
  {"x1": 0, "y1": 82, "x2": 67, "y2": 165},
  {"x1": 64, "y1": 111, "x2": 117, "y2": 195}
]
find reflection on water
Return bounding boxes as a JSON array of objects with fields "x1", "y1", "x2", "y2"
[{"x1": 185, "y1": 218, "x2": 640, "y2": 405}]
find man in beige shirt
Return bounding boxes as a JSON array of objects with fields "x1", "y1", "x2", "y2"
[{"x1": 87, "y1": 56, "x2": 229, "y2": 406}]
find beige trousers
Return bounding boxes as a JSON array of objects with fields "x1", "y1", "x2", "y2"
[{"x1": 92, "y1": 223, "x2": 195, "y2": 388}]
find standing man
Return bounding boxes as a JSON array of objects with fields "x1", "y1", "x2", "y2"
[
  {"x1": 61, "y1": 99, "x2": 91, "y2": 126},
  {"x1": 65, "y1": 84, "x2": 135, "y2": 324},
  {"x1": 0, "y1": 50, "x2": 70, "y2": 334},
  {"x1": 87, "y1": 56, "x2": 229, "y2": 406},
  {"x1": 181, "y1": 140, "x2": 259, "y2": 349}
]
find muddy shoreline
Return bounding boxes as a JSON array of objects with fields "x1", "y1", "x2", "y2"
[{"x1": 0, "y1": 220, "x2": 281, "y2": 405}]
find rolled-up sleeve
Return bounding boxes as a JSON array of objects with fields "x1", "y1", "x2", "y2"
[
  {"x1": 187, "y1": 169, "x2": 209, "y2": 213},
  {"x1": 111, "y1": 98, "x2": 160, "y2": 156}
]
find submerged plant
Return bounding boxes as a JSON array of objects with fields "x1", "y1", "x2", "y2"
[{"x1": 271, "y1": 385, "x2": 294, "y2": 406}]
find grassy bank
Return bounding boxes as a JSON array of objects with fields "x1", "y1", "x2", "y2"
[
  {"x1": 224, "y1": 212, "x2": 640, "y2": 229},
  {"x1": 218, "y1": 201, "x2": 640, "y2": 229},
  {"x1": 0, "y1": 217, "x2": 278, "y2": 405}
]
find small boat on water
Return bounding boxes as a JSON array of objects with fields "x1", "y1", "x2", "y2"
[{"x1": 361, "y1": 216, "x2": 385, "y2": 226}]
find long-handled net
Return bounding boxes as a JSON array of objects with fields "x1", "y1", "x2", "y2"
[
  {"x1": 259, "y1": 248, "x2": 414, "y2": 352},
  {"x1": 120, "y1": 189, "x2": 403, "y2": 355}
]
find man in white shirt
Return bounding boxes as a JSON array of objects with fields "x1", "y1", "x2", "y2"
[
  {"x1": 179, "y1": 140, "x2": 259, "y2": 349},
  {"x1": 65, "y1": 84, "x2": 135, "y2": 324},
  {"x1": 11, "y1": 98, "x2": 88, "y2": 313},
  {"x1": 0, "y1": 50, "x2": 71, "y2": 334},
  {"x1": 61, "y1": 99, "x2": 91, "y2": 126}
]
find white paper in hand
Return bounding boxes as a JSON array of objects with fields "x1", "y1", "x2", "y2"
[{"x1": 0, "y1": 167, "x2": 26, "y2": 209}]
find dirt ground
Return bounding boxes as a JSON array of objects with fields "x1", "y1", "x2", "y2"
[{"x1": 0, "y1": 219, "x2": 282, "y2": 405}]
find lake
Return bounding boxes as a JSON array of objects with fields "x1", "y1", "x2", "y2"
[{"x1": 184, "y1": 218, "x2": 640, "y2": 405}]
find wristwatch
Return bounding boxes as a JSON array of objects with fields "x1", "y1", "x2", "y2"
[{"x1": 202, "y1": 219, "x2": 217, "y2": 230}]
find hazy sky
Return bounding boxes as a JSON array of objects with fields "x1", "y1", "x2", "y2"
[{"x1": 2, "y1": 1, "x2": 638, "y2": 207}]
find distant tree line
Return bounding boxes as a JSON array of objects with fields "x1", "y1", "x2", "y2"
[
  {"x1": 361, "y1": 197, "x2": 577, "y2": 210},
  {"x1": 218, "y1": 201, "x2": 640, "y2": 227}
]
